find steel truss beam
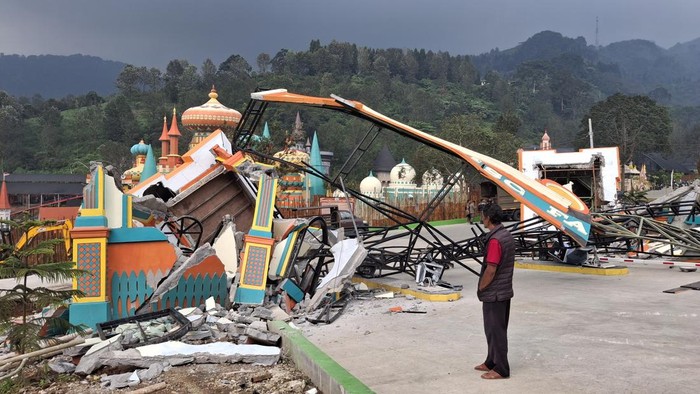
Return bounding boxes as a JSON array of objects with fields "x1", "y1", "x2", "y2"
[{"x1": 232, "y1": 92, "x2": 699, "y2": 282}]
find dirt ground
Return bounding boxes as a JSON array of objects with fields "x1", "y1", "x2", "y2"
[{"x1": 6, "y1": 357, "x2": 316, "y2": 394}]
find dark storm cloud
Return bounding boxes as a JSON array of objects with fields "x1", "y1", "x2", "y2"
[{"x1": 2, "y1": 0, "x2": 700, "y2": 68}]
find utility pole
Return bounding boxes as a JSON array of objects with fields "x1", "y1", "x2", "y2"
[{"x1": 588, "y1": 118, "x2": 594, "y2": 148}]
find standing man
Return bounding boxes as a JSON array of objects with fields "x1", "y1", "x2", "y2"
[
  {"x1": 474, "y1": 204, "x2": 515, "y2": 379},
  {"x1": 466, "y1": 200, "x2": 476, "y2": 224}
]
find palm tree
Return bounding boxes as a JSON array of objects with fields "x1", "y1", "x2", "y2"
[{"x1": 0, "y1": 218, "x2": 87, "y2": 353}]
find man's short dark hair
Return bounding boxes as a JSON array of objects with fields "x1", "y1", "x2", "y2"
[{"x1": 483, "y1": 204, "x2": 503, "y2": 224}]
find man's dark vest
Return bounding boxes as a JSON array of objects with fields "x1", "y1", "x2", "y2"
[{"x1": 478, "y1": 224, "x2": 515, "y2": 302}]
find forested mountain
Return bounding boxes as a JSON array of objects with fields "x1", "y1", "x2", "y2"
[
  {"x1": 1, "y1": 32, "x2": 699, "y2": 181},
  {"x1": 0, "y1": 54, "x2": 125, "y2": 98},
  {"x1": 472, "y1": 31, "x2": 700, "y2": 106},
  {"x1": 471, "y1": 31, "x2": 596, "y2": 75}
]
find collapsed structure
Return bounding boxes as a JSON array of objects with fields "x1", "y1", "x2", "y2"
[{"x1": 66, "y1": 88, "x2": 700, "y2": 331}]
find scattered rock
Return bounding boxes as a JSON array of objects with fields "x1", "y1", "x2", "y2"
[
  {"x1": 75, "y1": 338, "x2": 123, "y2": 375},
  {"x1": 249, "y1": 320, "x2": 268, "y2": 331},
  {"x1": 100, "y1": 370, "x2": 140, "y2": 389},
  {"x1": 48, "y1": 360, "x2": 76, "y2": 374},
  {"x1": 136, "y1": 362, "x2": 165, "y2": 381},
  {"x1": 245, "y1": 327, "x2": 281, "y2": 346},
  {"x1": 252, "y1": 307, "x2": 274, "y2": 320},
  {"x1": 251, "y1": 371, "x2": 272, "y2": 383}
]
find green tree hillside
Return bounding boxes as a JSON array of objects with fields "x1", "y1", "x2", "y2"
[
  {"x1": 0, "y1": 37, "x2": 698, "y2": 181},
  {"x1": 578, "y1": 93, "x2": 672, "y2": 190}
]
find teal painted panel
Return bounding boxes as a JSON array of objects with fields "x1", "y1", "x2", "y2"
[
  {"x1": 159, "y1": 273, "x2": 229, "y2": 309},
  {"x1": 108, "y1": 227, "x2": 167, "y2": 243},
  {"x1": 194, "y1": 275, "x2": 204, "y2": 308},
  {"x1": 110, "y1": 271, "x2": 154, "y2": 319},
  {"x1": 69, "y1": 301, "x2": 109, "y2": 330},
  {"x1": 248, "y1": 229, "x2": 272, "y2": 238},
  {"x1": 684, "y1": 215, "x2": 700, "y2": 225},
  {"x1": 111, "y1": 269, "x2": 228, "y2": 316},
  {"x1": 234, "y1": 288, "x2": 265, "y2": 304},
  {"x1": 281, "y1": 279, "x2": 304, "y2": 302},
  {"x1": 75, "y1": 215, "x2": 108, "y2": 227}
]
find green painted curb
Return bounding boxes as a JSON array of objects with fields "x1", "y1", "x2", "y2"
[{"x1": 269, "y1": 321, "x2": 374, "y2": 394}]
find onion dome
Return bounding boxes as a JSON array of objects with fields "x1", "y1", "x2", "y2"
[
  {"x1": 422, "y1": 168, "x2": 443, "y2": 188},
  {"x1": 390, "y1": 159, "x2": 416, "y2": 184},
  {"x1": 130, "y1": 139, "x2": 149, "y2": 156},
  {"x1": 181, "y1": 87, "x2": 241, "y2": 133},
  {"x1": 360, "y1": 171, "x2": 382, "y2": 195}
]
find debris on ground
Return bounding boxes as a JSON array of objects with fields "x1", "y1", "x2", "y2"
[{"x1": 0, "y1": 299, "x2": 319, "y2": 393}]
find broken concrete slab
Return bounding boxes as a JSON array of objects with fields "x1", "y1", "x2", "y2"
[
  {"x1": 132, "y1": 194, "x2": 169, "y2": 215},
  {"x1": 267, "y1": 305, "x2": 292, "y2": 322},
  {"x1": 100, "y1": 370, "x2": 140, "y2": 389},
  {"x1": 136, "y1": 362, "x2": 165, "y2": 381},
  {"x1": 140, "y1": 245, "x2": 217, "y2": 313},
  {"x1": 248, "y1": 320, "x2": 267, "y2": 332},
  {"x1": 100, "y1": 347, "x2": 194, "y2": 369},
  {"x1": 307, "y1": 238, "x2": 368, "y2": 311},
  {"x1": 75, "y1": 338, "x2": 123, "y2": 375},
  {"x1": 84, "y1": 333, "x2": 122, "y2": 356},
  {"x1": 244, "y1": 327, "x2": 281, "y2": 346},
  {"x1": 212, "y1": 220, "x2": 239, "y2": 279},
  {"x1": 48, "y1": 359, "x2": 76, "y2": 374},
  {"x1": 251, "y1": 307, "x2": 274, "y2": 320},
  {"x1": 178, "y1": 307, "x2": 202, "y2": 316},
  {"x1": 186, "y1": 314, "x2": 205, "y2": 329},
  {"x1": 135, "y1": 341, "x2": 280, "y2": 365},
  {"x1": 216, "y1": 317, "x2": 236, "y2": 332},
  {"x1": 183, "y1": 328, "x2": 213, "y2": 341},
  {"x1": 205, "y1": 296, "x2": 216, "y2": 312}
]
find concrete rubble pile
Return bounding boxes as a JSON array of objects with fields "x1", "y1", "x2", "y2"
[
  {"x1": 1, "y1": 167, "x2": 377, "y2": 391},
  {"x1": 0, "y1": 298, "x2": 305, "y2": 390}
]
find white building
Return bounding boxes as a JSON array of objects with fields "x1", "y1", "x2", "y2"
[{"x1": 519, "y1": 131, "x2": 620, "y2": 220}]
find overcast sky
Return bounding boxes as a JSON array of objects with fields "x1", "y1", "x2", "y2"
[{"x1": 2, "y1": 0, "x2": 700, "y2": 69}]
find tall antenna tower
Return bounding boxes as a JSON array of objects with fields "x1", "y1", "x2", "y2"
[{"x1": 595, "y1": 16, "x2": 599, "y2": 47}]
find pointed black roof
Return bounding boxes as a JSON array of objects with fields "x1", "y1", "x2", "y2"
[{"x1": 373, "y1": 145, "x2": 397, "y2": 173}]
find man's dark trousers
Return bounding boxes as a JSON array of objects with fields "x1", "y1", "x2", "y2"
[{"x1": 482, "y1": 299, "x2": 511, "y2": 377}]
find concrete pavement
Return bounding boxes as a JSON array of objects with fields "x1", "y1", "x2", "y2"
[{"x1": 299, "y1": 224, "x2": 700, "y2": 393}]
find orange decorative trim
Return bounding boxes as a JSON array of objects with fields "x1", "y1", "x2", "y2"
[
  {"x1": 213, "y1": 147, "x2": 247, "y2": 171},
  {"x1": 243, "y1": 234, "x2": 275, "y2": 246},
  {"x1": 70, "y1": 227, "x2": 109, "y2": 239}
]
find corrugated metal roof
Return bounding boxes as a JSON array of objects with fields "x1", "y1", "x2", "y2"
[
  {"x1": 5, "y1": 174, "x2": 85, "y2": 195},
  {"x1": 38, "y1": 207, "x2": 80, "y2": 220},
  {"x1": 642, "y1": 153, "x2": 694, "y2": 173}
]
